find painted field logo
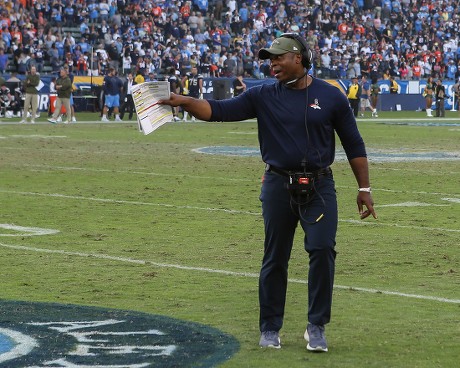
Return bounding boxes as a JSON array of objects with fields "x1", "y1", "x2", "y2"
[
  {"x1": 0, "y1": 300, "x2": 238, "y2": 367},
  {"x1": 193, "y1": 146, "x2": 260, "y2": 157},
  {"x1": 193, "y1": 146, "x2": 460, "y2": 162}
]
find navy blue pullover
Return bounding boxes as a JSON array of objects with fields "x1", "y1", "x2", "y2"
[
  {"x1": 103, "y1": 75, "x2": 123, "y2": 96},
  {"x1": 208, "y1": 78, "x2": 367, "y2": 170}
]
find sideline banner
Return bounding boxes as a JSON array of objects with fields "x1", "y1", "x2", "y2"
[{"x1": 3, "y1": 74, "x2": 457, "y2": 111}]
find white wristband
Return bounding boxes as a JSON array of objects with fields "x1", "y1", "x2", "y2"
[{"x1": 358, "y1": 187, "x2": 372, "y2": 193}]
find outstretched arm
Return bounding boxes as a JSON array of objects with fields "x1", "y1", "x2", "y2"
[
  {"x1": 349, "y1": 156, "x2": 377, "y2": 220},
  {"x1": 159, "y1": 93, "x2": 212, "y2": 121}
]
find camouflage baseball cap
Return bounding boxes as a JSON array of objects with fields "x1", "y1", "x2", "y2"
[{"x1": 258, "y1": 37, "x2": 302, "y2": 59}]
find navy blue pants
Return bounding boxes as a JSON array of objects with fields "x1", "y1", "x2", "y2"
[{"x1": 259, "y1": 171, "x2": 337, "y2": 332}]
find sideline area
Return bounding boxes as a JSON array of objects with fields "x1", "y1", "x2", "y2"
[{"x1": 1, "y1": 113, "x2": 460, "y2": 126}]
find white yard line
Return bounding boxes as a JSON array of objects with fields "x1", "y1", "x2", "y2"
[
  {"x1": 10, "y1": 164, "x2": 460, "y2": 195},
  {"x1": 20, "y1": 164, "x2": 255, "y2": 182},
  {"x1": 0, "y1": 189, "x2": 459, "y2": 233},
  {"x1": 0, "y1": 224, "x2": 59, "y2": 236},
  {"x1": 0, "y1": 242, "x2": 458, "y2": 305},
  {"x1": 375, "y1": 202, "x2": 450, "y2": 207}
]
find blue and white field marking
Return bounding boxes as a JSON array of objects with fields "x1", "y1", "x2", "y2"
[
  {"x1": 373, "y1": 119, "x2": 460, "y2": 126},
  {"x1": 194, "y1": 146, "x2": 460, "y2": 162},
  {"x1": 0, "y1": 300, "x2": 239, "y2": 367},
  {"x1": 0, "y1": 328, "x2": 38, "y2": 363}
]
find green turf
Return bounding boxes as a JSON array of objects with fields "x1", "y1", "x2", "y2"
[{"x1": 0, "y1": 113, "x2": 459, "y2": 367}]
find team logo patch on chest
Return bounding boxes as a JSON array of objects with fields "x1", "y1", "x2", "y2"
[{"x1": 309, "y1": 98, "x2": 321, "y2": 110}]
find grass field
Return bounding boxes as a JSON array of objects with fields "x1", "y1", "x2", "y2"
[{"x1": 1, "y1": 111, "x2": 459, "y2": 367}]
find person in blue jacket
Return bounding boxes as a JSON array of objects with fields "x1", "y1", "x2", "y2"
[{"x1": 159, "y1": 33, "x2": 377, "y2": 353}]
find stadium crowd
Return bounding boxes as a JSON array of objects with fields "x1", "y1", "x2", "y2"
[{"x1": 0, "y1": 0, "x2": 460, "y2": 82}]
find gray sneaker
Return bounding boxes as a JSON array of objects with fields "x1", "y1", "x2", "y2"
[
  {"x1": 259, "y1": 331, "x2": 281, "y2": 349},
  {"x1": 304, "y1": 323, "x2": 328, "y2": 352}
]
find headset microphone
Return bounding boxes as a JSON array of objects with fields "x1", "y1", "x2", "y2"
[
  {"x1": 284, "y1": 72, "x2": 307, "y2": 85},
  {"x1": 285, "y1": 77, "x2": 300, "y2": 85}
]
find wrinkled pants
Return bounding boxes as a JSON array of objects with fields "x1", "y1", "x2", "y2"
[{"x1": 259, "y1": 171, "x2": 337, "y2": 332}]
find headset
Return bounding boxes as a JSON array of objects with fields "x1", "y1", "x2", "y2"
[{"x1": 280, "y1": 32, "x2": 313, "y2": 70}]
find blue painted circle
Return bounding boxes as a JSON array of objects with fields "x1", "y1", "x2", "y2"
[{"x1": 0, "y1": 333, "x2": 14, "y2": 354}]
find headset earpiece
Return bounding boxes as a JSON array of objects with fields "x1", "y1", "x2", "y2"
[{"x1": 280, "y1": 33, "x2": 312, "y2": 70}]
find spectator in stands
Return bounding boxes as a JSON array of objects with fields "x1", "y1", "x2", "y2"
[
  {"x1": 64, "y1": 32, "x2": 76, "y2": 50},
  {"x1": 446, "y1": 60, "x2": 457, "y2": 81},
  {"x1": 399, "y1": 62, "x2": 409, "y2": 80},
  {"x1": 347, "y1": 58, "x2": 361, "y2": 79},
  {"x1": 33, "y1": 44, "x2": 44, "y2": 73},
  {"x1": 17, "y1": 51, "x2": 31, "y2": 75},
  {"x1": 78, "y1": 37, "x2": 90, "y2": 55},
  {"x1": 64, "y1": 52, "x2": 75, "y2": 74},
  {"x1": 223, "y1": 51, "x2": 238, "y2": 77},
  {"x1": 76, "y1": 54, "x2": 88, "y2": 76},
  {"x1": 80, "y1": 19, "x2": 90, "y2": 37},
  {"x1": 106, "y1": 41, "x2": 119, "y2": 72},
  {"x1": 337, "y1": 59, "x2": 348, "y2": 79},
  {"x1": 145, "y1": 72, "x2": 157, "y2": 82},
  {"x1": 0, "y1": 47, "x2": 8, "y2": 73},
  {"x1": 411, "y1": 61, "x2": 422, "y2": 80},
  {"x1": 88, "y1": 1, "x2": 99, "y2": 24},
  {"x1": 48, "y1": 43, "x2": 61, "y2": 72},
  {"x1": 182, "y1": 1, "x2": 192, "y2": 20},
  {"x1": 214, "y1": 0, "x2": 224, "y2": 21},
  {"x1": 87, "y1": 51, "x2": 101, "y2": 76},
  {"x1": 99, "y1": 0, "x2": 110, "y2": 22},
  {"x1": 432, "y1": 61, "x2": 443, "y2": 79},
  {"x1": 122, "y1": 51, "x2": 132, "y2": 76}
]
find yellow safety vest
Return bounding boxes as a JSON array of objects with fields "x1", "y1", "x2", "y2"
[{"x1": 347, "y1": 84, "x2": 359, "y2": 99}]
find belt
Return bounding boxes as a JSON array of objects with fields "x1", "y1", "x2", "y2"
[{"x1": 266, "y1": 164, "x2": 332, "y2": 178}]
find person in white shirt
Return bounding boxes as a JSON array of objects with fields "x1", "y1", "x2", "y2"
[
  {"x1": 122, "y1": 54, "x2": 132, "y2": 75},
  {"x1": 120, "y1": 73, "x2": 136, "y2": 120}
]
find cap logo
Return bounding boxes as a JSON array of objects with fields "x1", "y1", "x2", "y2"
[{"x1": 292, "y1": 46, "x2": 298, "y2": 51}]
